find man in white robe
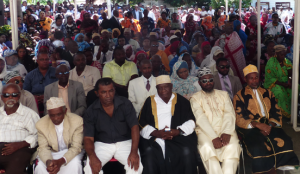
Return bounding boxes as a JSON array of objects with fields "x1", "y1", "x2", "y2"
[{"x1": 190, "y1": 67, "x2": 241, "y2": 174}]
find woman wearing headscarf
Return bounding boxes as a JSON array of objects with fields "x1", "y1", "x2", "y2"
[
  {"x1": 216, "y1": 9, "x2": 226, "y2": 31},
  {"x1": 169, "y1": 45, "x2": 188, "y2": 75},
  {"x1": 260, "y1": 13, "x2": 269, "y2": 29},
  {"x1": 38, "y1": 11, "x2": 52, "y2": 32},
  {"x1": 156, "y1": 11, "x2": 171, "y2": 28},
  {"x1": 202, "y1": 16, "x2": 214, "y2": 38},
  {"x1": 196, "y1": 41, "x2": 211, "y2": 68},
  {"x1": 183, "y1": 14, "x2": 197, "y2": 43},
  {"x1": 168, "y1": 40, "x2": 181, "y2": 61},
  {"x1": 35, "y1": 39, "x2": 56, "y2": 58},
  {"x1": 112, "y1": 28, "x2": 121, "y2": 45},
  {"x1": 264, "y1": 45, "x2": 293, "y2": 118},
  {"x1": 134, "y1": 50, "x2": 148, "y2": 66},
  {"x1": 171, "y1": 60, "x2": 200, "y2": 100},
  {"x1": 124, "y1": 44, "x2": 135, "y2": 61},
  {"x1": 178, "y1": 52, "x2": 199, "y2": 77},
  {"x1": 233, "y1": 20, "x2": 247, "y2": 56},
  {"x1": 74, "y1": 33, "x2": 91, "y2": 51},
  {"x1": 64, "y1": 14, "x2": 77, "y2": 38},
  {"x1": 80, "y1": 11, "x2": 98, "y2": 33},
  {"x1": 27, "y1": 15, "x2": 40, "y2": 31}
]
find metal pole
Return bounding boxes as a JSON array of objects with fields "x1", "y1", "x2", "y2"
[
  {"x1": 9, "y1": 0, "x2": 18, "y2": 50},
  {"x1": 126, "y1": 0, "x2": 129, "y2": 5},
  {"x1": 257, "y1": 0, "x2": 261, "y2": 74},
  {"x1": 107, "y1": 0, "x2": 112, "y2": 18},
  {"x1": 225, "y1": 0, "x2": 228, "y2": 18},
  {"x1": 292, "y1": 0, "x2": 300, "y2": 131},
  {"x1": 74, "y1": 0, "x2": 77, "y2": 20},
  {"x1": 53, "y1": 0, "x2": 56, "y2": 14},
  {"x1": 239, "y1": 0, "x2": 242, "y2": 18}
]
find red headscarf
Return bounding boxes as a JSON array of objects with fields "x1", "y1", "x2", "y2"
[
  {"x1": 170, "y1": 41, "x2": 180, "y2": 53},
  {"x1": 134, "y1": 51, "x2": 148, "y2": 64},
  {"x1": 79, "y1": 11, "x2": 89, "y2": 21}
]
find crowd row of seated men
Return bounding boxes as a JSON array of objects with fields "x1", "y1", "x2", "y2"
[{"x1": 0, "y1": 50, "x2": 298, "y2": 174}]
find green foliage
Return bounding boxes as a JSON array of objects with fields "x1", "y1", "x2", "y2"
[
  {"x1": 0, "y1": 25, "x2": 11, "y2": 36},
  {"x1": 210, "y1": 0, "x2": 252, "y2": 10}
]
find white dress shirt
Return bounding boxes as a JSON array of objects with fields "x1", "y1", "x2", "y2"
[
  {"x1": 143, "y1": 76, "x2": 152, "y2": 88},
  {"x1": 0, "y1": 104, "x2": 40, "y2": 148},
  {"x1": 96, "y1": 50, "x2": 113, "y2": 64},
  {"x1": 148, "y1": 11, "x2": 156, "y2": 22},
  {"x1": 135, "y1": 10, "x2": 140, "y2": 19},
  {"x1": 208, "y1": 10, "x2": 215, "y2": 16},
  {"x1": 55, "y1": 120, "x2": 68, "y2": 151},
  {"x1": 140, "y1": 94, "x2": 195, "y2": 157}
]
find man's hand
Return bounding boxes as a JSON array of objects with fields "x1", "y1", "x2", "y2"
[
  {"x1": 46, "y1": 158, "x2": 65, "y2": 174},
  {"x1": 260, "y1": 130, "x2": 268, "y2": 136},
  {"x1": 127, "y1": 151, "x2": 139, "y2": 171},
  {"x1": 2, "y1": 142, "x2": 28, "y2": 155},
  {"x1": 212, "y1": 137, "x2": 223, "y2": 149},
  {"x1": 252, "y1": 122, "x2": 271, "y2": 135},
  {"x1": 89, "y1": 154, "x2": 102, "y2": 174},
  {"x1": 220, "y1": 134, "x2": 231, "y2": 146}
]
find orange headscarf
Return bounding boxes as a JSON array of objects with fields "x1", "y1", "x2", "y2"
[
  {"x1": 202, "y1": 16, "x2": 214, "y2": 30},
  {"x1": 218, "y1": 15, "x2": 226, "y2": 30}
]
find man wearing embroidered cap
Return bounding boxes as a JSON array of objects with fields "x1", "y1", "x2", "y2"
[
  {"x1": 35, "y1": 97, "x2": 84, "y2": 174},
  {"x1": 139, "y1": 75, "x2": 198, "y2": 174},
  {"x1": 233, "y1": 65, "x2": 299, "y2": 174},
  {"x1": 190, "y1": 67, "x2": 241, "y2": 174}
]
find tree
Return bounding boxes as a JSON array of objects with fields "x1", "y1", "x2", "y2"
[{"x1": 210, "y1": 0, "x2": 252, "y2": 10}]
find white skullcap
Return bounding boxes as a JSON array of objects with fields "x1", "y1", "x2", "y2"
[
  {"x1": 156, "y1": 75, "x2": 171, "y2": 85},
  {"x1": 47, "y1": 97, "x2": 66, "y2": 110},
  {"x1": 170, "y1": 35, "x2": 178, "y2": 40},
  {"x1": 198, "y1": 67, "x2": 213, "y2": 78}
]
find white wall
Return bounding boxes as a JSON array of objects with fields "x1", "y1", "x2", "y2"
[{"x1": 251, "y1": 0, "x2": 295, "y2": 10}]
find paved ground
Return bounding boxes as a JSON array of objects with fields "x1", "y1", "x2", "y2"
[{"x1": 238, "y1": 118, "x2": 300, "y2": 174}]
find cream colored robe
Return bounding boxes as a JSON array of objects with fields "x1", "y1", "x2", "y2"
[{"x1": 190, "y1": 89, "x2": 241, "y2": 162}]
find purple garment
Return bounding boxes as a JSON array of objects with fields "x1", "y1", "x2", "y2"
[
  {"x1": 5, "y1": 41, "x2": 12, "y2": 49},
  {"x1": 218, "y1": 73, "x2": 232, "y2": 93}
]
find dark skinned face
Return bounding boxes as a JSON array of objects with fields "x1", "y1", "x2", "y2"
[
  {"x1": 199, "y1": 74, "x2": 214, "y2": 92},
  {"x1": 93, "y1": 36, "x2": 101, "y2": 45},
  {"x1": 276, "y1": 50, "x2": 286, "y2": 62},
  {"x1": 216, "y1": 60, "x2": 230, "y2": 76},
  {"x1": 95, "y1": 83, "x2": 115, "y2": 105},
  {"x1": 150, "y1": 41, "x2": 159, "y2": 53},
  {"x1": 272, "y1": 14, "x2": 279, "y2": 23},
  {"x1": 101, "y1": 43, "x2": 109, "y2": 53},
  {"x1": 114, "y1": 49, "x2": 126, "y2": 65},
  {"x1": 156, "y1": 83, "x2": 173, "y2": 102},
  {"x1": 48, "y1": 107, "x2": 67, "y2": 125},
  {"x1": 55, "y1": 65, "x2": 70, "y2": 84},
  {"x1": 84, "y1": 51, "x2": 93, "y2": 65},
  {"x1": 73, "y1": 54, "x2": 86, "y2": 70},
  {"x1": 18, "y1": 48, "x2": 27, "y2": 59},
  {"x1": 140, "y1": 63, "x2": 152, "y2": 79},
  {"x1": 225, "y1": 25, "x2": 234, "y2": 35},
  {"x1": 37, "y1": 54, "x2": 50, "y2": 70},
  {"x1": 244, "y1": 72, "x2": 259, "y2": 89},
  {"x1": 1, "y1": 85, "x2": 20, "y2": 108},
  {"x1": 118, "y1": 38, "x2": 126, "y2": 47},
  {"x1": 177, "y1": 68, "x2": 189, "y2": 80}
]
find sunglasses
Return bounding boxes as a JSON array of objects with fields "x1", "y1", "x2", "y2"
[
  {"x1": 218, "y1": 65, "x2": 230, "y2": 69},
  {"x1": 200, "y1": 78, "x2": 214, "y2": 84},
  {"x1": 151, "y1": 44, "x2": 159, "y2": 47},
  {"x1": 2, "y1": 93, "x2": 19, "y2": 98},
  {"x1": 14, "y1": 79, "x2": 24, "y2": 84},
  {"x1": 58, "y1": 71, "x2": 70, "y2": 75}
]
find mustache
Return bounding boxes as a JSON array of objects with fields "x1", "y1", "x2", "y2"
[{"x1": 5, "y1": 99, "x2": 18, "y2": 107}]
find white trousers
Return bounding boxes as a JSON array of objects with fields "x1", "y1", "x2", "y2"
[
  {"x1": 204, "y1": 157, "x2": 239, "y2": 174},
  {"x1": 84, "y1": 140, "x2": 143, "y2": 174},
  {"x1": 35, "y1": 149, "x2": 84, "y2": 174}
]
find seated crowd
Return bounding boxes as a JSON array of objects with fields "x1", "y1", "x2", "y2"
[{"x1": 0, "y1": 1, "x2": 299, "y2": 174}]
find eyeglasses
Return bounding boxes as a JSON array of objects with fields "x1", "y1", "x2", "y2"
[
  {"x1": 14, "y1": 79, "x2": 24, "y2": 84},
  {"x1": 58, "y1": 71, "x2": 70, "y2": 75},
  {"x1": 218, "y1": 65, "x2": 230, "y2": 69},
  {"x1": 151, "y1": 44, "x2": 159, "y2": 47},
  {"x1": 2, "y1": 93, "x2": 19, "y2": 98},
  {"x1": 200, "y1": 78, "x2": 214, "y2": 84}
]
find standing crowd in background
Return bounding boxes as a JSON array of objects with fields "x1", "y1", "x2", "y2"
[{"x1": 0, "y1": 1, "x2": 299, "y2": 174}]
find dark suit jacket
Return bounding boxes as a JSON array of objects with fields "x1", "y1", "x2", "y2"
[
  {"x1": 61, "y1": 51, "x2": 75, "y2": 69},
  {"x1": 132, "y1": 10, "x2": 143, "y2": 20},
  {"x1": 213, "y1": 73, "x2": 243, "y2": 97},
  {"x1": 100, "y1": 19, "x2": 111, "y2": 29},
  {"x1": 44, "y1": 80, "x2": 87, "y2": 116},
  {"x1": 109, "y1": 17, "x2": 122, "y2": 31}
]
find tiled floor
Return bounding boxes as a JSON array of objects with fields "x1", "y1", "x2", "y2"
[{"x1": 239, "y1": 118, "x2": 300, "y2": 174}]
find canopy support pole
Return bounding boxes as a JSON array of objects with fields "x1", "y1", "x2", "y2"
[
  {"x1": 256, "y1": 0, "x2": 261, "y2": 74},
  {"x1": 9, "y1": 0, "x2": 18, "y2": 50}
]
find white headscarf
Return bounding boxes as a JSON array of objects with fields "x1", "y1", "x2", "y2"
[
  {"x1": 0, "y1": 56, "x2": 7, "y2": 79},
  {"x1": 123, "y1": 44, "x2": 135, "y2": 61},
  {"x1": 200, "y1": 46, "x2": 223, "y2": 68}
]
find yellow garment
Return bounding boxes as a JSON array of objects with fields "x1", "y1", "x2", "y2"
[
  {"x1": 204, "y1": 157, "x2": 239, "y2": 174},
  {"x1": 190, "y1": 90, "x2": 241, "y2": 163},
  {"x1": 157, "y1": 18, "x2": 171, "y2": 28},
  {"x1": 102, "y1": 59, "x2": 138, "y2": 86},
  {"x1": 39, "y1": 17, "x2": 52, "y2": 32},
  {"x1": 243, "y1": 64, "x2": 258, "y2": 77},
  {"x1": 121, "y1": 17, "x2": 141, "y2": 34},
  {"x1": 147, "y1": 50, "x2": 170, "y2": 72}
]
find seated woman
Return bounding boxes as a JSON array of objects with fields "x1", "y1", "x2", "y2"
[
  {"x1": 112, "y1": 28, "x2": 121, "y2": 45},
  {"x1": 201, "y1": 16, "x2": 214, "y2": 38},
  {"x1": 74, "y1": 33, "x2": 91, "y2": 51},
  {"x1": 124, "y1": 44, "x2": 135, "y2": 61},
  {"x1": 17, "y1": 45, "x2": 36, "y2": 72},
  {"x1": 64, "y1": 14, "x2": 77, "y2": 38},
  {"x1": 51, "y1": 14, "x2": 66, "y2": 36},
  {"x1": 138, "y1": 37, "x2": 151, "y2": 53},
  {"x1": 192, "y1": 34, "x2": 205, "y2": 60},
  {"x1": 38, "y1": 11, "x2": 52, "y2": 32},
  {"x1": 178, "y1": 52, "x2": 198, "y2": 77},
  {"x1": 156, "y1": 11, "x2": 171, "y2": 28},
  {"x1": 197, "y1": 41, "x2": 212, "y2": 68},
  {"x1": 80, "y1": 12, "x2": 98, "y2": 33},
  {"x1": 171, "y1": 60, "x2": 201, "y2": 100},
  {"x1": 264, "y1": 45, "x2": 293, "y2": 118}
]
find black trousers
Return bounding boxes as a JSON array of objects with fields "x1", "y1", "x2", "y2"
[{"x1": 0, "y1": 143, "x2": 36, "y2": 174}]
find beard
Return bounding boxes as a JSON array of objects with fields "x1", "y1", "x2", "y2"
[{"x1": 5, "y1": 99, "x2": 18, "y2": 108}]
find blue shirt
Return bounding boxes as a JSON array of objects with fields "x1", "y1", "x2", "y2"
[
  {"x1": 181, "y1": 40, "x2": 190, "y2": 52},
  {"x1": 23, "y1": 67, "x2": 58, "y2": 95}
]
